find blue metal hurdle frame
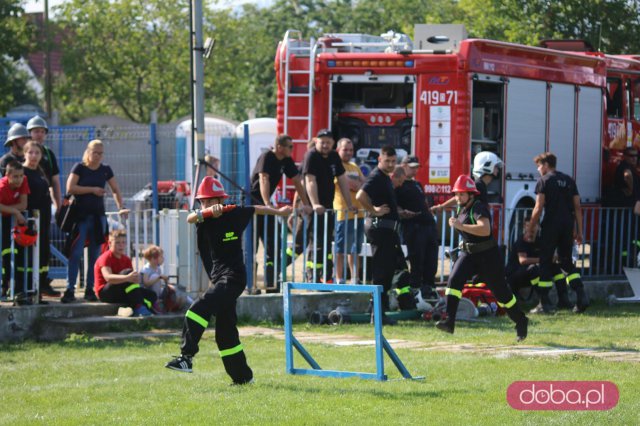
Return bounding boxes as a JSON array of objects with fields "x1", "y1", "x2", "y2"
[{"x1": 283, "y1": 282, "x2": 421, "y2": 381}]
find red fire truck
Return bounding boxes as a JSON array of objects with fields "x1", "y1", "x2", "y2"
[{"x1": 274, "y1": 25, "x2": 640, "y2": 223}]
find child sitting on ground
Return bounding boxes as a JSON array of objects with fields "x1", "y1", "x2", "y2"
[
  {"x1": 94, "y1": 230, "x2": 156, "y2": 317},
  {"x1": 140, "y1": 244, "x2": 192, "y2": 313}
]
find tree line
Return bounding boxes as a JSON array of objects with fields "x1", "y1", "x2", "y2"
[{"x1": 3, "y1": 0, "x2": 640, "y2": 123}]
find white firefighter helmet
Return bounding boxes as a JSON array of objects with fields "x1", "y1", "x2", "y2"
[{"x1": 472, "y1": 151, "x2": 502, "y2": 178}]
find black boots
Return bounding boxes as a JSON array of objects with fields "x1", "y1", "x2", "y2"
[
  {"x1": 572, "y1": 286, "x2": 589, "y2": 313},
  {"x1": 555, "y1": 280, "x2": 574, "y2": 310},
  {"x1": 530, "y1": 287, "x2": 555, "y2": 314},
  {"x1": 61, "y1": 289, "x2": 76, "y2": 303},
  {"x1": 435, "y1": 318, "x2": 455, "y2": 334},
  {"x1": 436, "y1": 294, "x2": 459, "y2": 334},
  {"x1": 506, "y1": 306, "x2": 529, "y2": 342}
]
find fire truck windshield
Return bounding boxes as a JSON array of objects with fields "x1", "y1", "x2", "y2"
[
  {"x1": 333, "y1": 82, "x2": 412, "y2": 110},
  {"x1": 332, "y1": 81, "x2": 413, "y2": 166}
]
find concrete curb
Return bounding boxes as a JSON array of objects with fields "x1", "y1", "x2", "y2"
[{"x1": 1, "y1": 291, "x2": 370, "y2": 342}]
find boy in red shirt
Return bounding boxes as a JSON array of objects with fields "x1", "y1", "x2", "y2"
[
  {"x1": 0, "y1": 161, "x2": 30, "y2": 302},
  {"x1": 94, "y1": 229, "x2": 157, "y2": 316}
]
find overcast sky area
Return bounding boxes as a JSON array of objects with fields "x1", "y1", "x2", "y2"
[{"x1": 24, "y1": 0, "x2": 273, "y2": 14}]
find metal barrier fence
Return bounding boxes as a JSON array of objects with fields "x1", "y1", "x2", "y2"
[
  {"x1": 254, "y1": 210, "x2": 370, "y2": 289},
  {"x1": 47, "y1": 208, "x2": 157, "y2": 290},
  {"x1": 249, "y1": 206, "x2": 639, "y2": 292},
  {"x1": 0, "y1": 121, "x2": 250, "y2": 211},
  {"x1": 5, "y1": 202, "x2": 637, "y2": 300},
  {"x1": 0, "y1": 212, "x2": 41, "y2": 302}
]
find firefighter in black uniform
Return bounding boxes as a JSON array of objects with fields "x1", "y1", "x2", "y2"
[
  {"x1": 436, "y1": 174, "x2": 528, "y2": 341},
  {"x1": 166, "y1": 176, "x2": 291, "y2": 384},
  {"x1": 395, "y1": 155, "x2": 438, "y2": 299},
  {"x1": 506, "y1": 216, "x2": 573, "y2": 310},
  {"x1": 250, "y1": 134, "x2": 311, "y2": 292},
  {"x1": 605, "y1": 147, "x2": 639, "y2": 273},
  {"x1": 528, "y1": 152, "x2": 589, "y2": 313},
  {"x1": 356, "y1": 146, "x2": 403, "y2": 325}
]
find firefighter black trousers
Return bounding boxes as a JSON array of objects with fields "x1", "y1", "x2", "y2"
[
  {"x1": 365, "y1": 226, "x2": 402, "y2": 310},
  {"x1": 98, "y1": 282, "x2": 157, "y2": 309},
  {"x1": 1, "y1": 217, "x2": 25, "y2": 295},
  {"x1": 448, "y1": 247, "x2": 514, "y2": 302},
  {"x1": 507, "y1": 264, "x2": 540, "y2": 293},
  {"x1": 401, "y1": 222, "x2": 438, "y2": 289},
  {"x1": 180, "y1": 273, "x2": 252, "y2": 384},
  {"x1": 507, "y1": 263, "x2": 568, "y2": 298},
  {"x1": 539, "y1": 222, "x2": 583, "y2": 290},
  {"x1": 446, "y1": 246, "x2": 526, "y2": 327}
]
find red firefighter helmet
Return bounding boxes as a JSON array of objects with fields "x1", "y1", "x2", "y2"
[
  {"x1": 452, "y1": 175, "x2": 480, "y2": 195},
  {"x1": 195, "y1": 176, "x2": 229, "y2": 200},
  {"x1": 13, "y1": 225, "x2": 38, "y2": 247}
]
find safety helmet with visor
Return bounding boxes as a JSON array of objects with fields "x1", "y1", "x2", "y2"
[{"x1": 472, "y1": 151, "x2": 502, "y2": 179}]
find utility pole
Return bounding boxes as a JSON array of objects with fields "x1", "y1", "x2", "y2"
[
  {"x1": 44, "y1": 0, "x2": 53, "y2": 117},
  {"x1": 191, "y1": 0, "x2": 205, "y2": 203}
]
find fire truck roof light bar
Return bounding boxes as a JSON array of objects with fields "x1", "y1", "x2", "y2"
[
  {"x1": 330, "y1": 42, "x2": 401, "y2": 48},
  {"x1": 330, "y1": 74, "x2": 415, "y2": 84},
  {"x1": 408, "y1": 49, "x2": 452, "y2": 54},
  {"x1": 327, "y1": 60, "x2": 414, "y2": 68}
]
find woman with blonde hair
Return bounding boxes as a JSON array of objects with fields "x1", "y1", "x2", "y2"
[{"x1": 61, "y1": 139, "x2": 129, "y2": 303}]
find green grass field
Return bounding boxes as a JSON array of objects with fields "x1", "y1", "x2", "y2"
[{"x1": 1, "y1": 303, "x2": 639, "y2": 425}]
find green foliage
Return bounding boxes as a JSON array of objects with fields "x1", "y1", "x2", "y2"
[
  {"x1": 459, "y1": 0, "x2": 640, "y2": 52},
  {"x1": 1, "y1": 305, "x2": 640, "y2": 423},
  {"x1": 51, "y1": 0, "x2": 640, "y2": 122},
  {"x1": 0, "y1": 0, "x2": 36, "y2": 115},
  {"x1": 55, "y1": 0, "x2": 191, "y2": 123},
  {"x1": 0, "y1": 0, "x2": 32, "y2": 60}
]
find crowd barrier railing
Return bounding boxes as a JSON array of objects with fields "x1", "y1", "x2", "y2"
[
  {"x1": 0, "y1": 211, "x2": 41, "y2": 303},
  {"x1": 251, "y1": 205, "x2": 639, "y2": 292}
]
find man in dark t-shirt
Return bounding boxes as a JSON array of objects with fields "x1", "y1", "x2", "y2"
[
  {"x1": 301, "y1": 129, "x2": 353, "y2": 282},
  {"x1": 249, "y1": 134, "x2": 311, "y2": 292},
  {"x1": 612, "y1": 147, "x2": 639, "y2": 207},
  {"x1": 607, "y1": 147, "x2": 639, "y2": 273},
  {"x1": 529, "y1": 152, "x2": 588, "y2": 313},
  {"x1": 357, "y1": 146, "x2": 403, "y2": 323}
]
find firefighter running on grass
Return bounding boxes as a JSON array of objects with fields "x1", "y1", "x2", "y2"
[
  {"x1": 166, "y1": 176, "x2": 291, "y2": 384},
  {"x1": 436, "y1": 175, "x2": 529, "y2": 341}
]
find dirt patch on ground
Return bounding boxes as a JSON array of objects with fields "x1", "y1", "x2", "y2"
[{"x1": 94, "y1": 326, "x2": 640, "y2": 362}]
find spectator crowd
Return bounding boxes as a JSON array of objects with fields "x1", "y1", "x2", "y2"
[{"x1": 2, "y1": 116, "x2": 640, "y2": 322}]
